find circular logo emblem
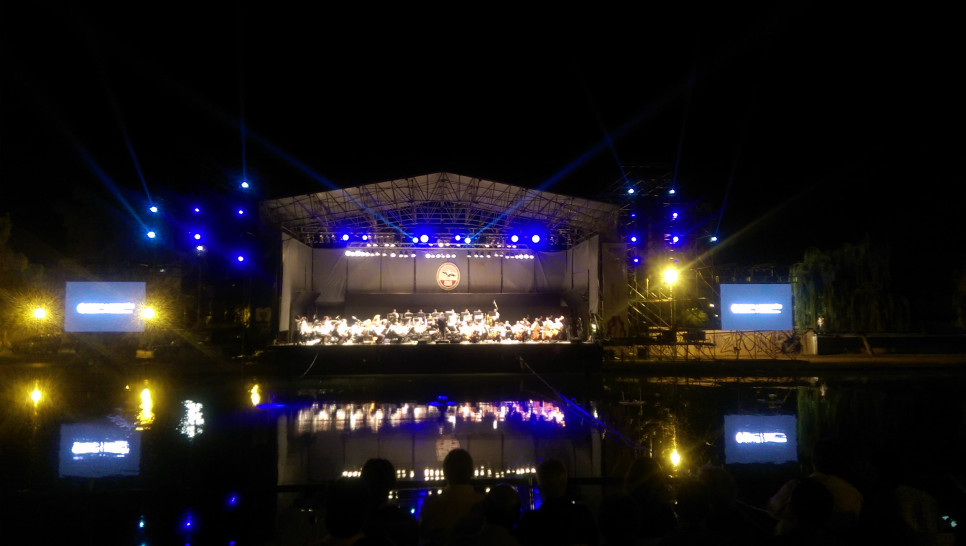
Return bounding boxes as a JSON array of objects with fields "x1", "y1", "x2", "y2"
[{"x1": 436, "y1": 262, "x2": 460, "y2": 290}]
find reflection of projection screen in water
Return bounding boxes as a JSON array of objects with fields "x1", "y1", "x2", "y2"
[
  {"x1": 720, "y1": 284, "x2": 793, "y2": 331},
  {"x1": 724, "y1": 414, "x2": 797, "y2": 464},
  {"x1": 59, "y1": 420, "x2": 141, "y2": 478},
  {"x1": 64, "y1": 281, "x2": 146, "y2": 332}
]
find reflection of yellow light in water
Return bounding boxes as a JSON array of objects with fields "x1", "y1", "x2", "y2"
[
  {"x1": 670, "y1": 449, "x2": 681, "y2": 468},
  {"x1": 250, "y1": 384, "x2": 261, "y2": 406},
  {"x1": 137, "y1": 388, "x2": 155, "y2": 428},
  {"x1": 30, "y1": 387, "x2": 42, "y2": 405}
]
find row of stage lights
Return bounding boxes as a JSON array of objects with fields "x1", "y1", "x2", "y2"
[
  {"x1": 142, "y1": 180, "x2": 255, "y2": 263},
  {"x1": 622, "y1": 186, "x2": 720, "y2": 267},
  {"x1": 323, "y1": 233, "x2": 549, "y2": 246},
  {"x1": 344, "y1": 250, "x2": 536, "y2": 259}
]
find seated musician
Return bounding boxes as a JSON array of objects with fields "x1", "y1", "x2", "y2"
[
  {"x1": 403, "y1": 309, "x2": 413, "y2": 322},
  {"x1": 387, "y1": 309, "x2": 400, "y2": 323},
  {"x1": 371, "y1": 317, "x2": 388, "y2": 344},
  {"x1": 386, "y1": 319, "x2": 410, "y2": 343},
  {"x1": 336, "y1": 318, "x2": 350, "y2": 344},
  {"x1": 320, "y1": 316, "x2": 335, "y2": 344}
]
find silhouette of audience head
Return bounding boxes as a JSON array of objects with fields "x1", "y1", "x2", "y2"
[
  {"x1": 361, "y1": 458, "x2": 396, "y2": 506},
  {"x1": 483, "y1": 483, "x2": 522, "y2": 530},
  {"x1": 624, "y1": 456, "x2": 668, "y2": 499},
  {"x1": 783, "y1": 476, "x2": 834, "y2": 534},
  {"x1": 324, "y1": 477, "x2": 370, "y2": 540},
  {"x1": 443, "y1": 448, "x2": 475, "y2": 485},
  {"x1": 536, "y1": 458, "x2": 569, "y2": 500},
  {"x1": 697, "y1": 463, "x2": 738, "y2": 508}
]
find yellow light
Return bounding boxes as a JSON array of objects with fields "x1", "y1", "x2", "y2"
[
  {"x1": 670, "y1": 449, "x2": 681, "y2": 468},
  {"x1": 663, "y1": 267, "x2": 679, "y2": 285},
  {"x1": 140, "y1": 307, "x2": 157, "y2": 320},
  {"x1": 250, "y1": 384, "x2": 261, "y2": 407},
  {"x1": 137, "y1": 387, "x2": 155, "y2": 428},
  {"x1": 30, "y1": 388, "x2": 42, "y2": 405},
  {"x1": 32, "y1": 307, "x2": 48, "y2": 320}
]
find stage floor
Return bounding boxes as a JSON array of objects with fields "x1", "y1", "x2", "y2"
[{"x1": 252, "y1": 340, "x2": 602, "y2": 378}]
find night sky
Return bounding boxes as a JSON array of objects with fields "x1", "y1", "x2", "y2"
[{"x1": 1, "y1": 4, "x2": 961, "y2": 273}]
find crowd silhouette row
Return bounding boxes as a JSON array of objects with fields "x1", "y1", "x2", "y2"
[{"x1": 298, "y1": 437, "x2": 959, "y2": 545}]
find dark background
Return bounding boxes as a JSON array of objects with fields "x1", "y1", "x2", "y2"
[{"x1": 2, "y1": 3, "x2": 962, "y2": 297}]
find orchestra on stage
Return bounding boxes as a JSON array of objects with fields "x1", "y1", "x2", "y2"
[{"x1": 293, "y1": 304, "x2": 568, "y2": 345}]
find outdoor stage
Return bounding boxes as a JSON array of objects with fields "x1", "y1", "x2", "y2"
[{"x1": 252, "y1": 340, "x2": 603, "y2": 379}]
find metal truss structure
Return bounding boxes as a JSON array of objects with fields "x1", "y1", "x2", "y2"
[{"x1": 259, "y1": 172, "x2": 621, "y2": 249}]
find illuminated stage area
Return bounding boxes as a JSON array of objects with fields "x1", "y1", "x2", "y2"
[
  {"x1": 261, "y1": 173, "x2": 628, "y2": 349},
  {"x1": 256, "y1": 340, "x2": 602, "y2": 377}
]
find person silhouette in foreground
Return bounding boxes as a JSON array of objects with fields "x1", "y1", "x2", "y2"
[
  {"x1": 318, "y1": 477, "x2": 370, "y2": 545},
  {"x1": 515, "y1": 458, "x2": 598, "y2": 546},
  {"x1": 624, "y1": 456, "x2": 678, "y2": 541},
  {"x1": 361, "y1": 458, "x2": 419, "y2": 546},
  {"x1": 764, "y1": 475, "x2": 855, "y2": 545},
  {"x1": 768, "y1": 437, "x2": 863, "y2": 540},
  {"x1": 447, "y1": 483, "x2": 523, "y2": 546},
  {"x1": 418, "y1": 448, "x2": 485, "y2": 546}
]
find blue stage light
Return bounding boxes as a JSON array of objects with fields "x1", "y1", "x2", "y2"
[
  {"x1": 632, "y1": 257, "x2": 640, "y2": 264},
  {"x1": 193, "y1": 233, "x2": 201, "y2": 240},
  {"x1": 454, "y1": 234, "x2": 462, "y2": 242},
  {"x1": 420, "y1": 234, "x2": 429, "y2": 243},
  {"x1": 627, "y1": 188, "x2": 634, "y2": 194},
  {"x1": 531, "y1": 234, "x2": 541, "y2": 244},
  {"x1": 710, "y1": 236, "x2": 718, "y2": 243},
  {"x1": 630, "y1": 236, "x2": 637, "y2": 243},
  {"x1": 412, "y1": 237, "x2": 419, "y2": 244},
  {"x1": 510, "y1": 235, "x2": 519, "y2": 243},
  {"x1": 630, "y1": 212, "x2": 636, "y2": 218},
  {"x1": 240, "y1": 181, "x2": 250, "y2": 189},
  {"x1": 361, "y1": 234, "x2": 368, "y2": 241},
  {"x1": 193, "y1": 206, "x2": 201, "y2": 213},
  {"x1": 237, "y1": 208, "x2": 245, "y2": 215},
  {"x1": 669, "y1": 188, "x2": 676, "y2": 195},
  {"x1": 672, "y1": 212, "x2": 678, "y2": 220},
  {"x1": 146, "y1": 231, "x2": 156, "y2": 239},
  {"x1": 149, "y1": 205, "x2": 158, "y2": 213},
  {"x1": 237, "y1": 255, "x2": 245, "y2": 262},
  {"x1": 671, "y1": 236, "x2": 679, "y2": 244},
  {"x1": 341, "y1": 234, "x2": 350, "y2": 241}
]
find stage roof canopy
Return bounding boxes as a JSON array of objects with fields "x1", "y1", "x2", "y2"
[{"x1": 259, "y1": 172, "x2": 621, "y2": 248}]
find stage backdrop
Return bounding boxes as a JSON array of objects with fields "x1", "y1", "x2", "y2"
[{"x1": 278, "y1": 234, "x2": 602, "y2": 334}]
